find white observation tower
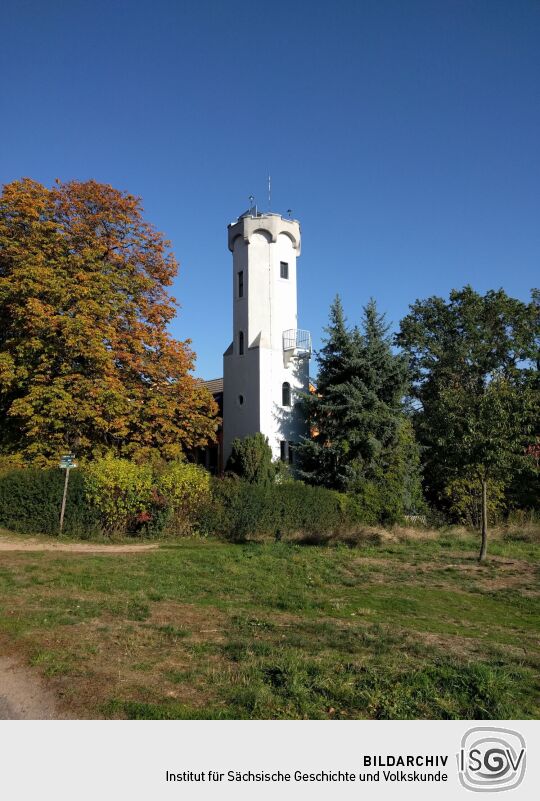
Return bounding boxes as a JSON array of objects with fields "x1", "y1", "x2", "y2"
[{"x1": 223, "y1": 206, "x2": 311, "y2": 465}]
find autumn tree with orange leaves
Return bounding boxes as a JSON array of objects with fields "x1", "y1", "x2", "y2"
[{"x1": 0, "y1": 178, "x2": 218, "y2": 464}]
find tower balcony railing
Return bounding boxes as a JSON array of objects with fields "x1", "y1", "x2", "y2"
[{"x1": 283, "y1": 329, "x2": 312, "y2": 357}]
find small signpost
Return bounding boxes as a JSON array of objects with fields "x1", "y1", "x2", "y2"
[{"x1": 59, "y1": 454, "x2": 77, "y2": 534}]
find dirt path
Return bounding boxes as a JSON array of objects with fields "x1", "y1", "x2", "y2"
[
  {"x1": 0, "y1": 656, "x2": 69, "y2": 720},
  {"x1": 0, "y1": 537, "x2": 158, "y2": 553}
]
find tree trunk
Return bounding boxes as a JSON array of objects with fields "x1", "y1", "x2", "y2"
[{"x1": 479, "y1": 478, "x2": 488, "y2": 562}]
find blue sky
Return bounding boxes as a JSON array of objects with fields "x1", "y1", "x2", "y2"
[{"x1": 1, "y1": 0, "x2": 539, "y2": 379}]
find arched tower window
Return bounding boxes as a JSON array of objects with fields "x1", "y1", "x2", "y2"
[
  {"x1": 282, "y1": 381, "x2": 291, "y2": 407},
  {"x1": 238, "y1": 331, "x2": 244, "y2": 356}
]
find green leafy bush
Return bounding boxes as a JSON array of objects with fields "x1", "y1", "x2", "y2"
[
  {"x1": 0, "y1": 467, "x2": 99, "y2": 537},
  {"x1": 83, "y1": 456, "x2": 153, "y2": 534},
  {"x1": 155, "y1": 460, "x2": 211, "y2": 535}
]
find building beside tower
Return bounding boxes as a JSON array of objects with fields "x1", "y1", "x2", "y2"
[{"x1": 201, "y1": 206, "x2": 311, "y2": 472}]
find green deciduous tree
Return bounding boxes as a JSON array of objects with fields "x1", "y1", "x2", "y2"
[
  {"x1": 397, "y1": 286, "x2": 538, "y2": 560},
  {"x1": 444, "y1": 473, "x2": 506, "y2": 529}
]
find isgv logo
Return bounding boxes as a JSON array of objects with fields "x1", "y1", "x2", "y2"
[{"x1": 458, "y1": 727, "x2": 526, "y2": 792}]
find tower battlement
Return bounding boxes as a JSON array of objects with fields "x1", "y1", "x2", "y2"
[{"x1": 228, "y1": 212, "x2": 301, "y2": 255}]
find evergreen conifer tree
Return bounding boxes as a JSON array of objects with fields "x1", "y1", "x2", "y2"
[
  {"x1": 297, "y1": 297, "x2": 417, "y2": 519},
  {"x1": 296, "y1": 297, "x2": 351, "y2": 488},
  {"x1": 227, "y1": 433, "x2": 274, "y2": 485}
]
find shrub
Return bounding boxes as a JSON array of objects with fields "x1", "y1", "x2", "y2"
[
  {"x1": 198, "y1": 481, "x2": 274, "y2": 541},
  {"x1": 227, "y1": 434, "x2": 274, "y2": 484},
  {"x1": 155, "y1": 460, "x2": 211, "y2": 535},
  {"x1": 273, "y1": 460, "x2": 295, "y2": 484},
  {"x1": 352, "y1": 480, "x2": 384, "y2": 526},
  {"x1": 0, "y1": 456, "x2": 416, "y2": 542},
  {"x1": 83, "y1": 456, "x2": 153, "y2": 534},
  {"x1": 197, "y1": 478, "x2": 367, "y2": 542},
  {"x1": 0, "y1": 467, "x2": 99, "y2": 537}
]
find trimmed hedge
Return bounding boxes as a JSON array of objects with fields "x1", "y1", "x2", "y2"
[
  {"x1": 197, "y1": 479, "x2": 368, "y2": 542},
  {"x1": 0, "y1": 464, "x2": 378, "y2": 541},
  {"x1": 0, "y1": 468, "x2": 100, "y2": 537}
]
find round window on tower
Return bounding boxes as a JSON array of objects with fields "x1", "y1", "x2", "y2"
[{"x1": 238, "y1": 394, "x2": 244, "y2": 406}]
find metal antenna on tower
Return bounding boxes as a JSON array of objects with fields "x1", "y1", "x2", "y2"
[{"x1": 287, "y1": 209, "x2": 292, "y2": 219}]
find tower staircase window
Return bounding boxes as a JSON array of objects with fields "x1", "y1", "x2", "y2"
[
  {"x1": 280, "y1": 261, "x2": 289, "y2": 279},
  {"x1": 238, "y1": 270, "x2": 244, "y2": 298},
  {"x1": 239, "y1": 331, "x2": 244, "y2": 355},
  {"x1": 288, "y1": 441, "x2": 295, "y2": 465},
  {"x1": 282, "y1": 381, "x2": 291, "y2": 407},
  {"x1": 280, "y1": 441, "x2": 295, "y2": 464}
]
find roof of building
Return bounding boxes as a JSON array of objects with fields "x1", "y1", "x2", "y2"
[{"x1": 202, "y1": 377, "x2": 224, "y2": 394}]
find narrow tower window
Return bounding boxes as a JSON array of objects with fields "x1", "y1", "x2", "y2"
[
  {"x1": 238, "y1": 330, "x2": 244, "y2": 355},
  {"x1": 288, "y1": 442, "x2": 295, "y2": 465},
  {"x1": 282, "y1": 381, "x2": 291, "y2": 407},
  {"x1": 280, "y1": 441, "x2": 288, "y2": 462},
  {"x1": 238, "y1": 270, "x2": 244, "y2": 298},
  {"x1": 280, "y1": 261, "x2": 289, "y2": 279}
]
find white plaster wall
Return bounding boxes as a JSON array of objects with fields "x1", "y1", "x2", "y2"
[
  {"x1": 261, "y1": 347, "x2": 309, "y2": 460},
  {"x1": 223, "y1": 344, "x2": 260, "y2": 462},
  {"x1": 223, "y1": 213, "x2": 309, "y2": 465},
  {"x1": 271, "y1": 233, "x2": 298, "y2": 346},
  {"x1": 232, "y1": 236, "x2": 249, "y2": 346},
  {"x1": 246, "y1": 231, "x2": 272, "y2": 347}
]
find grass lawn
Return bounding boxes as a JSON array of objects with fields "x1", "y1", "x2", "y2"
[{"x1": 0, "y1": 528, "x2": 538, "y2": 719}]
